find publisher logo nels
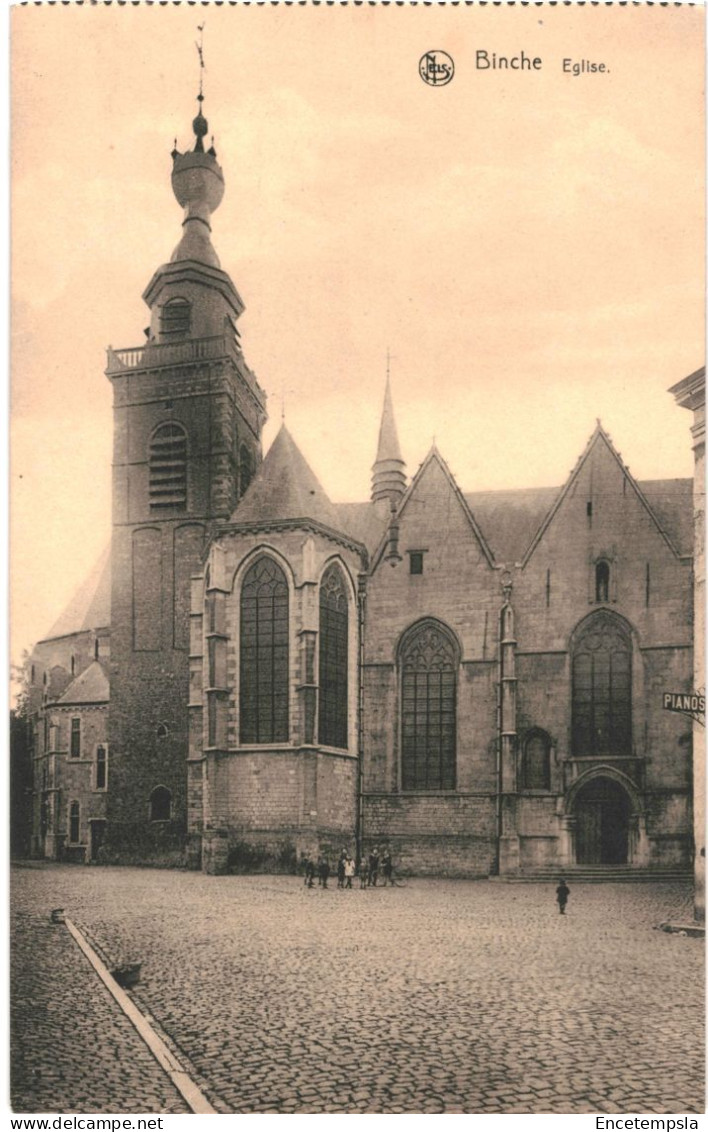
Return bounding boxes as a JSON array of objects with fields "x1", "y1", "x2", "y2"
[{"x1": 419, "y1": 51, "x2": 455, "y2": 86}]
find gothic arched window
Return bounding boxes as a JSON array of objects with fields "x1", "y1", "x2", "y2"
[
  {"x1": 149, "y1": 785, "x2": 171, "y2": 823},
  {"x1": 400, "y1": 620, "x2": 458, "y2": 791},
  {"x1": 240, "y1": 446, "x2": 254, "y2": 497},
  {"x1": 240, "y1": 557, "x2": 289, "y2": 744},
  {"x1": 149, "y1": 423, "x2": 187, "y2": 512},
  {"x1": 160, "y1": 297, "x2": 191, "y2": 340},
  {"x1": 319, "y1": 564, "x2": 348, "y2": 749},
  {"x1": 521, "y1": 731, "x2": 551, "y2": 791},
  {"x1": 572, "y1": 613, "x2": 631, "y2": 758},
  {"x1": 595, "y1": 560, "x2": 610, "y2": 603}
]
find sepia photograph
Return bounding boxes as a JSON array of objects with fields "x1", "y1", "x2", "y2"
[{"x1": 10, "y1": 2, "x2": 705, "y2": 1118}]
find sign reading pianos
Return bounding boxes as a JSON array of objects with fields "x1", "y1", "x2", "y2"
[{"x1": 662, "y1": 691, "x2": 705, "y2": 726}]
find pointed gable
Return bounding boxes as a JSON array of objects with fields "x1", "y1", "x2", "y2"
[
  {"x1": 55, "y1": 661, "x2": 110, "y2": 706},
  {"x1": 521, "y1": 423, "x2": 685, "y2": 568},
  {"x1": 232, "y1": 425, "x2": 343, "y2": 531},
  {"x1": 372, "y1": 446, "x2": 495, "y2": 571}
]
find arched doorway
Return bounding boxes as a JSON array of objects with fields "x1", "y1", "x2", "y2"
[{"x1": 574, "y1": 776, "x2": 631, "y2": 864}]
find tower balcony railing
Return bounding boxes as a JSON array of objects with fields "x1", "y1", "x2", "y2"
[{"x1": 106, "y1": 333, "x2": 242, "y2": 375}]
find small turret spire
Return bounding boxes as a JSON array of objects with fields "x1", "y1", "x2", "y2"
[{"x1": 371, "y1": 353, "x2": 407, "y2": 506}]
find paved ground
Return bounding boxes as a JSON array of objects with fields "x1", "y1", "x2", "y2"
[
  {"x1": 11, "y1": 878, "x2": 189, "y2": 1113},
  {"x1": 11, "y1": 864, "x2": 705, "y2": 1114}
]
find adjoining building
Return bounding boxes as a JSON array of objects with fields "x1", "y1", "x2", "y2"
[
  {"x1": 669, "y1": 365, "x2": 706, "y2": 920},
  {"x1": 25, "y1": 96, "x2": 697, "y2": 879}
]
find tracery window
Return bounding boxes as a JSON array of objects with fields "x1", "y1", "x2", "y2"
[
  {"x1": 572, "y1": 613, "x2": 631, "y2": 758},
  {"x1": 150, "y1": 786, "x2": 171, "y2": 822},
  {"x1": 400, "y1": 620, "x2": 458, "y2": 791},
  {"x1": 318, "y1": 564, "x2": 348, "y2": 749},
  {"x1": 149, "y1": 423, "x2": 187, "y2": 512},
  {"x1": 240, "y1": 557, "x2": 289, "y2": 744},
  {"x1": 521, "y1": 731, "x2": 551, "y2": 791}
]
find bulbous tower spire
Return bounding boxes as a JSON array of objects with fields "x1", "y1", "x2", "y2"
[
  {"x1": 142, "y1": 48, "x2": 247, "y2": 344},
  {"x1": 169, "y1": 88, "x2": 224, "y2": 269}
]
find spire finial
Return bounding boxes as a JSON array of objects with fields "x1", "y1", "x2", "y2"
[{"x1": 192, "y1": 23, "x2": 209, "y2": 152}]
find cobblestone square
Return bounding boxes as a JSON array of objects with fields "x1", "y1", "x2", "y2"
[{"x1": 11, "y1": 865, "x2": 705, "y2": 1114}]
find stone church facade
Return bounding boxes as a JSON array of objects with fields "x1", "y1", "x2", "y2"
[{"x1": 26, "y1": 101, "x2": 697, "y2": 878}]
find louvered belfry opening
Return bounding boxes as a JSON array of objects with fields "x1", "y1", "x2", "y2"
[
  {"x1": 149, "y1": 423, "x2": 188, "y2": 511},
  {"x1": 160, "y1": 297, "x2": 191, "y2": 340}
]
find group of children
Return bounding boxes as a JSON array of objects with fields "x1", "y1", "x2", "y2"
[
  {"x1": 302, "y1": 853, "x2": 570, "y2": 912},
  {"x1": 303, "y1": 847, "x2": 395, "y2": 889}
]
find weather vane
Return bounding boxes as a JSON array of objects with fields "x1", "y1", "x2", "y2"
[{"x1": 195, "y1": 23, "x2": 206, "y2": 103}]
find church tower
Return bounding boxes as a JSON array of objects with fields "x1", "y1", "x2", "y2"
[{"x1": 105, "y1": 90, "x2": 267, "y2": 861}]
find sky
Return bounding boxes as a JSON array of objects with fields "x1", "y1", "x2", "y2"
[{"x1": 11, "y1": 4, "x2": 705, "y2": 666}]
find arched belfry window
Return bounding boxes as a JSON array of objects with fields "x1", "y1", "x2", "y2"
[
  {"x1": 595, "y1": 560, "x2": 610, "y2": 603},
  {"x1": 160, "y1": 297, "x2": 191, "y2": 340},
  {"x1": 319, "y1": 564, "x2": 348, "y2": 749},
  {"x1": 240, "y1": 557, "x2": 289, "y2": 744},
  {"x1": 572, "y1": 613, "x2": 631, "y2": 758},
  {"x1": 240, "y1": 446, "x2": 254, "y2": 498},
  {"x1": 521, "y1": 730, "x2": 551, "y2": 791},
  {"x1": 399, "y1": 620, "x2": 458, "y2": 791},
  {"x1": 149, "y1": 423, "x2": 187, "y2": 512}
]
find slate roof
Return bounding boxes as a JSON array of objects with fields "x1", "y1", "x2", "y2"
[
  {"x1": 637, "y1": 479, "x2": 693, "y2": 558},
  {"x1": 231, "y1": 423, "x2": 693, "y2": 565},
  {"x1": 55, "y1": 660, "x2": 110, "y2": 705},
  {"x1": 463, "y1": 486, "x2": 560, "y2": 565},
  {"x1": 375, "y1": 376, "x2": 404, "y2": 465},
  {"x1": 41, "y1": 545, "x2": 111, "y2": 642},
  {"x1": 462, "y1": 479, "x2": 692, "y2": 564},
  {"x1": 335, "y1": 502, "x2": 389, "y2": 555},
  {"x1": 231, "y1": 425, "x2": 347, "y2": 533}
]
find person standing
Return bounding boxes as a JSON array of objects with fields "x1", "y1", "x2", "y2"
[
  {"x1": 318, "y1": 855, "x2": 330, "y2": 888},
  {"x1": 358, "y1": 858, "x2": 369, "y2": 889},
  {"x1": 368, "y1": 847, "x2": 380, "y2": 887},
  {"x1": 344, "y1": 854, "x2": 355, "y2": 889},
  {"x1": 337, "y1": 850, "x2": 347, "y2": 889},
  {"x1": 556, "y1": 877, "x2": 570, "y2": 915},
  {"x1": 381, "y1": 847, "x2": 393, "y2": 887}
]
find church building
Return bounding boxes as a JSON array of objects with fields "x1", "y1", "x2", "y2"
[{"x1": 26, "y1": 96, "x2": 696, "y2": 879}]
